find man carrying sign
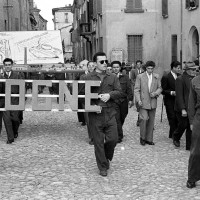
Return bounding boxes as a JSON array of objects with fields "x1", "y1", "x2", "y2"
[
  {"x1": 0, "y1": 58, "x2": 22, "y2": 144},
  {"x1": 80, "y1": 52, "x2": 122, "y2": 177}
]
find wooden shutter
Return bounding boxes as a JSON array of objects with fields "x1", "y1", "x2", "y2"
[
  {"x1": 88, "y1": 0, "x2": 93, "y2": 19},
  {"x1": 171, "y1": 35, "x2": 177, "y2": 62},
  {"x1": 126, "y1": 0, "x2": 134, "y2": 10},
  {"x1": 196, "y1": 0, "x2": 199, "y2": 7},
  {"x1": 186, "y1": 0, "x2": 190, "y2": 8},
  {"x1": 93, "y1": 0, "x2": 97, "y2": 19},
  {"x1": 135, "y1": 0, "x2": 142, "y2": 9},
  {"x1": 97, "y1": 0, "x2": 102, "y2": 14},
  {"x1": 162, "y1": 0, "x2": 168, "y2": 17}
]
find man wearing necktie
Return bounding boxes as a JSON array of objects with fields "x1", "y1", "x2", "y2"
[
  {"x1": 0, "y1": 58, "x2": 22, "y2": 144},
  {"x1": 161, "y1": 61, "x2": 181, "y2": 139},
  {"x1": 134, "y1": 61, "x2": 162, "y2": 146}
]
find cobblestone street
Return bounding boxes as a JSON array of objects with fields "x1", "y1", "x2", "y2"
[{"x1": 0, "y1": 96, "x2": 200, "y2": 200}]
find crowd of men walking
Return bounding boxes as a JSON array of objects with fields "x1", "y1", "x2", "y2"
[{"x1": 0, "y1": 54, "x2": 200, "y2": 188}]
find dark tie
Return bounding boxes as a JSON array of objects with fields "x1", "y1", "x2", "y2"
[{"x1": 4, "y1": 73, "x2": 8, "y2": 79}]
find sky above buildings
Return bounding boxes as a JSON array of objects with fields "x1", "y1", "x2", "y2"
[{"x1": 34, "y1": 0, "x2": 73, "y2": 30}]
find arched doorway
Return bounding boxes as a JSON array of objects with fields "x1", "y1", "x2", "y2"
[{"x1": 189, "y1": 26, "x2": 199, "y2": 61}]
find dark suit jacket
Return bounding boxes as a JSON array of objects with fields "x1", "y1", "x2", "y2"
[
  {"x1": 174, "y1": 72, "x2": 193, "y2": 112},
  {"x1": 161, "y1": 71, "x2": 176, "y2": 104}
]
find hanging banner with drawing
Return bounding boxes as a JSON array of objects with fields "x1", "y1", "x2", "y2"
[{"x1": 0, "y1": 31, "x2": 64, "y2": 64}]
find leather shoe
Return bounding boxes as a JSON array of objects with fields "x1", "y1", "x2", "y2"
[
  {"x1": 140, "y1": 138, "x2": 146, "y2": 146},
  {"x1": 173, "y1": 140, "x2": 180, "y2": 147},
  {"x1": 145, "y1": 141, "x2": 155, "y2": 145},
  {"x1": 99, "y1": 169, "x2": 107, "y2": 177},
  {"x1": 81, "y1": 122, "x2": 86, "y2": 126},
  {"x1": 136, "y1": 120, "x2": 140, "y2": 127},
  {"x1": 6, "y1": 139, "x2": 14, "y2": 144},
  {"x1": 117, "y1": 138, "x2": 122, "y2": 143},
  {"x1": 186, "y1": 181, "x2": 196, "y2": 188},
  {"x1": 14, "y1": 133, "x2": 18, "y2": 139}
]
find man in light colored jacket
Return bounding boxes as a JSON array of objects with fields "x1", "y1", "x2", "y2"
[{"x1": 134, "y1": 61, "x2": 162, "y2": 145}]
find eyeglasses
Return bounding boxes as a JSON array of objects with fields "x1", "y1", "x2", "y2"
[{"x1": 99, "y1": 60, "x2": 108, "y2": 64}]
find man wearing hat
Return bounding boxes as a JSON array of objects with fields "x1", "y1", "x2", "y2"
[
  {"x1": 134, "y1": 61, "x2": 162, "y2": 146},
  {"x1": 173, "y1": 61, "x2": 198, "y2": 150}
]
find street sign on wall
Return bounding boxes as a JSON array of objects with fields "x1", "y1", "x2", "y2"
[
  {"x1": 110, "y1": 48, "x2": 124, "y2": 63},
  {"x1": 0, "y1": 31, "x2": 64, "y2": 64}
]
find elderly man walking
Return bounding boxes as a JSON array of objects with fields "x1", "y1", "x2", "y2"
[{"x1": 134, "y1": 61, "x2": 162, "y2": 145}]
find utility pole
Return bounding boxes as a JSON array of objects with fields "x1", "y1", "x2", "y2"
[{"x1": 180, "y1": 0, "x2": 183, "y2": 68}]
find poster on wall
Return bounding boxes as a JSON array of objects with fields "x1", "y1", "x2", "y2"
[
  {"x1": 110, "y1": 48, "x2": 124, "y2": 63},
  {"x1": 0, "y1": 31, "x2": 64, "y2": 64}
]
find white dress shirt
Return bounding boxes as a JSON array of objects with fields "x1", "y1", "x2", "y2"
[{"x1": 146, "y1": 72, "x2": 152, "y2": 92}]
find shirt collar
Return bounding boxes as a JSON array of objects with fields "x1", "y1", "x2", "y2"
[{"x1": 171, "y1": 70, "x2": 177, "y2": 77}]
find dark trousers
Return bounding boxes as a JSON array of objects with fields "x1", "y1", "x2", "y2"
[
  {"x1": 77, "y1": 100, "x2": 85, "y2": 123},
  {"x1": 173, "y1": 111, "x2": 192, "y2": 149},
  {"x1": 84, "y1": 112, "x2": 92, "y2": 139},
  {"x1": 89, "y1": 107, "x2": 118, "y2": 171},
  {"x1": 115, "y1": 99, "x2": 128, "y2": 140},
  {"x1": 188, "y1": 109, "x2": 200, "y2": 183},
  {"x1": 0, "y1": 111, "x2": 20, "y2": 141},
  {"x1": 164, "y1": 99, "x2": 178, "y2": 138}
]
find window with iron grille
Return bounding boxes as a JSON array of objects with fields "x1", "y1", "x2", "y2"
[
  {"x1": 171, "y1": 35, "x2": 177, "y2": 62},
  {"x1": 127, "y1": 35, "x2": 143, "y2": 64},
  {"x1": 125, "y1": 0, "x2": 144, "y2": 13}
]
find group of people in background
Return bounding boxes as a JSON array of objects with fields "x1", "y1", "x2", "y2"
[
  {"x1": 1, "y1": 54, "x2": 200, "y2": 187},
  {"x1": 161, "y1": 59, "x2": 200, "y2": 188},
  {"x1": 76, "y1": 54, "x2": 200, "y2": 187}
]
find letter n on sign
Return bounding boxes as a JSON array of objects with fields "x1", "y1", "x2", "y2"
[
  {"x1": 5, "y1": 80, "x2": 25, "y2": 110},
  {"x1": 85, "y1": 81, "x2": 101, "y2": 112}
]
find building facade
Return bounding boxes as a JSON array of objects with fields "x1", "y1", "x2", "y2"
[
  {"x1": 0, "y1": 0, "x2": 47, "y2": 32},
  {"x1": 71, "y1": 0, "x2": 200, "y2": 73},
  {"x1": 52, "y1": 5, "x2": 73, "y2": 62}
]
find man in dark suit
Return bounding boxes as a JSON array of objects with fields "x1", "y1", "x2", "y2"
[
  {"x1": 111, "y1": 61, "x2": 133, "y2": 143},
  {"x1": 161, "y1": 61, "x2": 181, "y2": 138},
  {"x1": 173, "y1": 61, "x2": 197, "y2": 150},
  {"x1": 0, "y1": 58, "x2": 22, "y2": 144}
]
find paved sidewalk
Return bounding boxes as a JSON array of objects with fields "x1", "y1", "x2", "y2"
[{"x1": 0, "y1": 96, "x2": 199, "y2": 200}]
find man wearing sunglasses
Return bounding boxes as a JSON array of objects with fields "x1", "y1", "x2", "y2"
[{"x1": 80, "y1": 52, "x2": 122, "y2": 177}]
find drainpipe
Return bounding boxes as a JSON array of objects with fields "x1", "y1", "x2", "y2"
[
  {"x1": 180, "y1": 0, "x2": 183, "y2": 68},
  {"x1": 7, "y1": 0, "x2": 9, "y2": 31}
]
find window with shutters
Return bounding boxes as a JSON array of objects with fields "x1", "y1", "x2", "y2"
[
  {"x1": 125, "y1": 0, "x2": 144, "y2": 13},
  {"x1": 162, "y1": 0, "x2": 168, "y2": 18},
  {"x1": 171, "y1": 35, "x2": 177, "y2": 62},
  {"x1": 186, "y1": 0, "x2": 199, "y2": 10},
  {"x1": 127, "y1": 35, "x2": 143, "y2": 64}
]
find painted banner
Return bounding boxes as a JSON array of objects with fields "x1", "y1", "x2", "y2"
[{"x1": 0, "y1": 31, "x2": 64, "y2": 64}]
